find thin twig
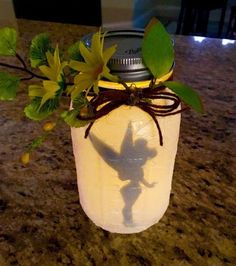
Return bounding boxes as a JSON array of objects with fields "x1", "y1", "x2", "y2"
[
  {"x1": 20, "y1": 75, "x2": 34, "y2": 81},
  {"x1": 15, "y1": 53, "x2": 27, "y2": 69},
  {"x1": 0, "y1": 60, "x2": 46, "y2": 80}
]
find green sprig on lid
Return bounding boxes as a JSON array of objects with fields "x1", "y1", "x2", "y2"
[
  {"x1": 142, "y1": 18, "x2": 174, "y2": 79},
  {"x1": 142, "y1": 18, "x2": 203, "y2": 113}
]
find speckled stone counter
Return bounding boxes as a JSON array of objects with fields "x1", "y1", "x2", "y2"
[{"x1": 0, "y1": 19, "x2": 236, "y2": 266}]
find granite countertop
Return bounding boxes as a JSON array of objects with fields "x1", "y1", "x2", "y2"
[{"x1": 0, "y1": 19, "x2": 235, "y2": 266}]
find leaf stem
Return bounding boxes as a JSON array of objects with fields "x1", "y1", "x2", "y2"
[
  {"x1": 0, "y1": 57, "x2": 46, "y2": 80},
  {"x1": 15, "y1": 52, "x2": 27, "y2": 69},
  {"x1": 20, "y1": 75, "x2": 34, "y2": 81}
]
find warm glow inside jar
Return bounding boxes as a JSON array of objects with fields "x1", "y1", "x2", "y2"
[{"x1": 71, "y1": 30, "x2": 181, "y2": 233}]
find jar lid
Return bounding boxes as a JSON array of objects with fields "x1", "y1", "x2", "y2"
[
  {"x1": 104, "y1": 30, "x2": 151, "y2": 81},
  {"x1": 82, "y1": 29, "x2": 152, "y2": 82}
]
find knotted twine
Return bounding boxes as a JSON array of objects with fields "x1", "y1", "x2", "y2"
[{"x1": 76, "y1": 83, "x2": 188, "y2": 146}]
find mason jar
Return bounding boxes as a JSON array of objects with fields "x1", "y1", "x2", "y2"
[{"x1": 71, "y1": 30, "x2": 181, "y2": 233}]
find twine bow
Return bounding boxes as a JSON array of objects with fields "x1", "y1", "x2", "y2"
[{"x1": 77, "y1": 84, "x2": 187, "y2": 145}]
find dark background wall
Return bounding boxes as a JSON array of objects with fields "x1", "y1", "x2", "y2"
[{"x1": 13, "y1": 0, "x2": 102, "y2": 26}]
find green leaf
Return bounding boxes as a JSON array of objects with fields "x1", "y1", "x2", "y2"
[
  {"x1": 29, "y1": 33, "x2": 53, "y2": 68},
  {"x1": 0, "y1": 72, "x2": 20, "y2": 100},
  {"x1": 68, "y1": 41, "x2": 83, "y2": 61},
  {"x1": 24, "y1": 97, "x2": 59, "y2": 120},
  {"x1": 61, "y1": 92, "x2": 90, "y2": 127},
  {"x1": 163, "y1": 81, "x2": 204, "y2": 113},
  {"x1": 29, "y1": 135, "x2": 47, "y2": 151},
  {"x1": 0, "y1": 27, "x2": 17, "y2": 56},
  {"x1": 142, "y1": 18, "x2": 174, "y2": 78},
  {"x1": 72, "y1": 92, "x2": 89, "y2": 109},
  {"x1": 61, "y1": 109, "x2": 90, "y2": 128}
]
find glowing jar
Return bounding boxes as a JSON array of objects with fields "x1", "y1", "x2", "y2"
[{"x1": 71, "y1": 30, "x2": 180, "y2": 233}]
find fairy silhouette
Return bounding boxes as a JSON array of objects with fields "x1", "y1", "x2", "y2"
[{"x1": 89, "y1": 122, "x2": 157, "y2": 226}]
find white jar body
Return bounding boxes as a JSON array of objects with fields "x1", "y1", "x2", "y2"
[{"x1": 71, "y1": 101, "x2": 181, "y2": 234}]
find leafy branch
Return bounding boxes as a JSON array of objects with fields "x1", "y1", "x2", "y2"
[
  {"x1": 0, "y1": 18, "x2": 204, "y2": 165},
  {"x1": 0, "y1": 28, "x2": 49, "y2": 101}
]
